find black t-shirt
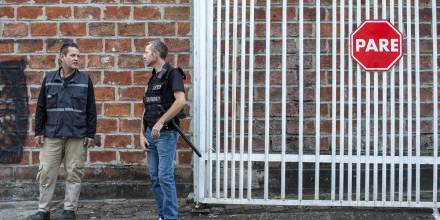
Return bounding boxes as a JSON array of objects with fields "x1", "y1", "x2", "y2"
[{"x1": 144, "y1": 63, "x2": 185, "y2": 128}]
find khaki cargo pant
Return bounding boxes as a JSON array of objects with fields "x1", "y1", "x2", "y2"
[{"x1": 36, "y1": 138, "x2": 86, "y2": 212}]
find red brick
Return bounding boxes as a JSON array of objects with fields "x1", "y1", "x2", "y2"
[
  {"x1": 177, "y1": 22, "x2": 190, "y2": 36},
  {"x1": 148, "y1": 22, "x2": 175, "y2": 36},
  {"x1": 104, "y1": 6, "x2": 131, "y2": 20},
  {"x1": 34, "y1": 0, "x2": 59, "y2": 3},
  {"x1": 105, "y1": 39, "x2": 131, "y2": 52},
  {"x1": 164, "y1": 39, "x2": 189, "y2": 52},
  {"x1": 20, "y1": 151, "x2": 30, "y2": 165},
  {"x1": 133, "y1": 71, "x2": 151, "y2": 85},
  {"x1": 164, "y1": 7, "x2": 190, "y2": 20},
  {"x1": 120, "y1": 151, "x2": 145, "y2": 164},
  {"x1": 74, "y1": 6, "x2": 101, "y2": 20},
  {"x1": 120, "y1": 119, "x2": 141, "y2": 133},
  {"x1": 103, "y1": 71, "x2": 132, "y2": 84},
  {"x1": 134, "y1": 39, "x2": 151, "y2": 52},
  {"x1": 118, "y1": 55, "x2": 144, "y2": 68},
  {"x1": 17, "y1": 40, "x2": 44, "y2": 53},
  {"x1": 0, "y1": 7, "x2": 14, "y2": 18},
  {"x1": 77, "y1": 39, "x2": 103, "y2": 53},
  {"x1": 118, "y1": 23, "x2": 145, "y2": 36},
  {"x1": 177, "y1": 150, "x2": 192, "y2": 164},
  {"x1": 29, "y1": 55, "x2": 56, "y2": 69},
  {"x1": 46, "y1": 39, "x2": 73, "y2": 52},
  {"x1": 31, "y1": 23, "x2": 57, "y2": 36},
  {"x1": 133, "y1": 6, "x2": 161, "y2": 20},
  {"x1": 88, "y1": 55, "x2": 115, "y2": 69},
  {"x1": 119, "y1": 87, "x2": 144, "y2": 101},
  {"x1": 60, "y1": 23, "x2": 86, "y2": 36},
  {"x1": 46, "y1": 7, "x2": 71, "y2": 20},
  {"x1": 15, "y1": 167, "x2": 38, "y2": 181},
  {"x1": 25, "y1": 71, "x2": 45, "y2": 85},
  {"x1": 32, "y1": 151, "x2": 40, "y2": 165},
  {"x1": 89, "y1": 151, "x2": 116, "y2": 163},
  {"x1": 104, "y1": 135, "x2": 132, "y2": 148},
  {"x1": 134, "y1": 103, "x2": 144, "y2": 117},
  {"x1": 88, "y1": 71, "x2": 101, "y2": 85},
  {"x1": 3, "y1": 23, "x2": 28, "y2": 37},
  {"x1": 151, "y1": 0, "x2": 174, "y2": 3},
  {"x1": 17, "y1": 6, "x2": 43, "y2": 19},
  {"x1": 0, "y1": 40, "x2": 13, "y2": 53},
  {"x1": 177, "y1": 54, "x2": 190, "y2": 68},
  {"x1": 104, "y1": 103, "x2": 131, "y2": 116},
  {"x1": 96, "y1": 118, "x2": 117, "y2": 133},
  {"x1": 89, "y1": 23, "x2": 115, "y2": 36},
  {"x1": 95, "y1": 87, "x2": 115, "y2": 101}
]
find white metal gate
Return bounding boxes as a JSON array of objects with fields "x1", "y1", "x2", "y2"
[{"x1": 193, "y1": 0, "x2": 439, "y2": 209}]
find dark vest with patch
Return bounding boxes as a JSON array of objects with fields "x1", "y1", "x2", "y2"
[
  {"x1": 44, "y1": 69, "x2": 89, "y2": 138},
  {"x1": 143, "y1": 65, "x2": 185, "y2": 130}
]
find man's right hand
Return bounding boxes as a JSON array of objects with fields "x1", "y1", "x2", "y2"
[
  {"x1": 34, "y1": 135, "x2": 45, "y2": 147},
  {"x1": 140, "y1": 134, "x2": 148, "y2": 150}
]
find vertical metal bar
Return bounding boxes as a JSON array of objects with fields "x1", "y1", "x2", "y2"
[
  {"x1": 406, "y1": 0, "x2": 412, "y2": 202},
  {"x1": 348, "y1": 0, "x2": 354, "y2": 202},
  {"x1": 239, "y1": 0, "x2": 247, "y2": 201},
  {"x1": 365, "y1": 0, "x2": 371, "y2": 202},
  {"x1": 432, "y1": 0, "x2": 438, "y2": 204},
  {"x1": 247, "y1": 0, "x2": 255, "y2": 200},
  {"x1": 215, "y1": 0, "x2": 222, "y2": 199},
  {"x1": 390, "y1": 0, "x2": 396, "y2": 202},
  {"x1": 298, "y1": 0, "x2": 304, "y2": 202},
  {"x1": 193, "y1": 0, "x2": 208, "y2": 201},
  {"x1": 264, "y1": 0, "x2": 271, "y2": 201},
  {"x1": 381, "y1": 0, "x2": 387, "y2": 203},
  {"x1": 231, "y1": 0, "x2": 238, "y2": 200},
  {"x1": 314, "y1": 0, "x2": 321, "y2": 201},
  {"x1": 414, "y1": 0, "x2": 420, "y2": 203},
  {"x1": 224, "y1": 0, "x2": 230, "y2": 199},
  {"x1": 373, "y1": 0, "x2": 379, "y2": 203},
  {"x1": 373, "y1": 73, "x2": 379, "y2": 202},
  {"x1": 331, "y1": 0, "x2": 337, "y2": 201},
  {"x1": 207, "y1": 0, "x2": 214, "y2": 199},
  {"x1": 398, "y1": 0, "x2": 404, "y2": 203},
  {"x1": 339, "y1": 0, "x2": 346, "y2": 202},
  {"x1": 281, "y1": 0, "x2": 287, "y2": 200},
  {"x1": 356, "y1": 0, "x2": 362, "y2": 203}
]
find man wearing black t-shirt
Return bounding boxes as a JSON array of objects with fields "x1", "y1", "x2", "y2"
[{"x1": 140, "y1": 40, "x2": 186, "y2": 220}]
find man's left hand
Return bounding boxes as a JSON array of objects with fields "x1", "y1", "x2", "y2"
[
  {"x1": 84, "y1": 138, "x2": 94, "y2": 147},
  {"x1": 151, "y1": 121, "x2": 164, "y2": 139}
]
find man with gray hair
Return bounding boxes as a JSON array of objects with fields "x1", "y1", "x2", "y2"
[{"x1": 140, "y1": 40, "x2": 186, "y2": 220}]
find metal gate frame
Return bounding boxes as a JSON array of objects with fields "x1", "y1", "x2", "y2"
[{"x1": 192, "y1": 0, "x2": 439, "y2": 212}]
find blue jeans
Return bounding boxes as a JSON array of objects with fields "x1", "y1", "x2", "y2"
[{"x1": 145, "y1": 128, "x2": 179, "y2": 220}]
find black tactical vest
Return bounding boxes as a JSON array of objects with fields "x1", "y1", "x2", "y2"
[
  {"x1": 44, "y1": 69, "x2": 89, "y2": 138},
  {"x1": 143, "y1": 65, "x2": 185, "y2": 130}
]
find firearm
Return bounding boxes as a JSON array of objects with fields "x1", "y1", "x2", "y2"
[{"x1": 159, "y1": 106, "x2": 202, "y2": 157}]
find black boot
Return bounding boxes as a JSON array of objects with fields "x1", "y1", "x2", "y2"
[
  {"x1": 27, "y1": 211, "x2": 50, "y2": 220},
  {"x1": 62, "y1": 210, "x2": 76, "y2": 220}
]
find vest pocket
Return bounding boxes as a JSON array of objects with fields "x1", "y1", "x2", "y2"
[
  {"x1": 46, "y1": 90, "x2": 58, "y2": 108},
  {"x1": 71, "y1": 92, "x2": 87, "y2": 112}
]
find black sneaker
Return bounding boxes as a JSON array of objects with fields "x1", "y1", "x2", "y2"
[
  {"x1": 27, "y1": 211, "x2": 50, "y2": 220},
  {"x1": 62, "y1": 210, "x2": 76, "y2": 220}
]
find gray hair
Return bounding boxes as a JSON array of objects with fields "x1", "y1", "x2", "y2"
[{"x1": 149, "y1": 40, "x2": 168, "y2": 59}]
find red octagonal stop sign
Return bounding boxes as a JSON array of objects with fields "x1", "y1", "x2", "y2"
[{"x1": 350, "y1": 20, "x2": 403, "y2": 71}]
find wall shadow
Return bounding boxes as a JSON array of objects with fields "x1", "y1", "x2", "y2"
[{"x1": 0, "y1": 60, "x2": 28, "y2": 164}]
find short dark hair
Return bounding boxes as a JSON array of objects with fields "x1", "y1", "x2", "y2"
[
  {"x1": 149, "y1": 40, "x2": 168, "y2": 59},
  {"x1": 60, "y1": 42, "x2": 79, "y2": 55}
]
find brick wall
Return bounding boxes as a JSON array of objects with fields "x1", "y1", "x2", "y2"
[
  {"x1": 0, "y1": 0, "x2": 439, "y2": 199},
  {"x1": 0, "y1": 0, "x2": 193, "y2": 195}
]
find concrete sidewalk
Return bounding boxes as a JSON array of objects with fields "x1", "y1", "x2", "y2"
[{"x1": 0, "y1": 199, "x2": 436, "y2": 220}]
